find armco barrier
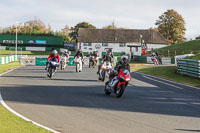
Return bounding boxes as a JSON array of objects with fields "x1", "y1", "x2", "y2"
[
  {"x1": 0, "y1": 55, "x2": 18, "y2": 65},
  {"x1": 177, "y1": 59, "x2": 200, "y2": 78}
]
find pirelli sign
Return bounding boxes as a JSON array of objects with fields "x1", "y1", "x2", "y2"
[{"x1": 3, "y1": 40, "x2": 23, "y2": 44}]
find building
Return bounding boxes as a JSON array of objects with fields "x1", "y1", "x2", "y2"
[{"x1": 78, "y1": 28, "x2": 168, "y2": 56}]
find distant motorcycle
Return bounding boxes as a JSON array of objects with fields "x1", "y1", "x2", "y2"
[
  {"x1": 89, "y1": 56, "x2": 97, "y2": 68},
  {"x1": 105, "y1": 68, "x2": 131, "y2": 98},
  {"x1": 99, "y1": 61, "x2": 112, "y2": 82},
  {"x1": 61, "y1": 56, "x2": 69, "y2": 70},
  {"x1": 47, "y1": 58, "x2": 59, "y2": 78},
  {"x1": 151, "y1": 56, "x2": 159, "y2": 65},
  {"x1": 74, "y1": 56, "x2": 83, "y2": 73}
]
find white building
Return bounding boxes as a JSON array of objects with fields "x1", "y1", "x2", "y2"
[{"x1": 78, "y1": 28, "x2": 168, "y2": 56}]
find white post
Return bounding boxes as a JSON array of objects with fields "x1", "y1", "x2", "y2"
[{"x1": 15, "y1": 24, "x2": 18, "y2": 56}]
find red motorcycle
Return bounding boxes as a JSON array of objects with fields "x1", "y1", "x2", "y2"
[{"x1": 104, "y1": 68, "x2": 131, "y2": 98}]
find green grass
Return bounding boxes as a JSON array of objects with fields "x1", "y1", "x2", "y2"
[
  {"x1": 132, "y1": 66, "x2": 200, "y2": 87},
  {"x1": 149, "y1": 40, "x2": 200, "y2": 57},
  {"x1": 0, "y1": 61, "x2": 22, "y2": 74},
  {"x1": 185, "y1": 53, "x2": 200, "y2": 60},
  {"x1": 0, "y1": 50, "x2": 51, "y2": 57},
  {"x1": 0, "y1": 105, "x2": 51, "y2": 133}
]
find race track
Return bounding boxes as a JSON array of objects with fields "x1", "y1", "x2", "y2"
[{"x1": 0, "y1": 66, "x2": 200, "y2": 133}]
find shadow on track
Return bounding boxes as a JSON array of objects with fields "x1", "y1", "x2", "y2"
[
  {"x1": 175, "y1": 129, "x2": 200, "y2": 132},
  {"x1": 1, "y1": 84, "x2": 200, "y2": 118}
]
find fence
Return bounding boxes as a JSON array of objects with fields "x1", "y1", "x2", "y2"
[
  {"x1": 134, "y1": 55, "x2": 175, "y2": 64},
  {"x1": 0, "y1": 55, "x2": 18, "y2": 65},
  {"x1": 150, "y1": 49, "x2": 199, "y2": 57},
  {"x1": 177, "y1": 59, "x2": 200, "y2": 78}
]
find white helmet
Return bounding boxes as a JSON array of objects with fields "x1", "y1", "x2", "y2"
[
  {"x1": 64, "y1": 50, "x2": 68, "y2": 53},
  {"x1": 52, "y1": 50, "x2": 58, "y2": 56}
]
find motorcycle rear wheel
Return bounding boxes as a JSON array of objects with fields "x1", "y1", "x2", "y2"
[{"x1": 116, "y1": 84, "x2": 125, "y2": 98}]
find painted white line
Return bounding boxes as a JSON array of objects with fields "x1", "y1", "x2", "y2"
[
  {"x1": 0, "y1": 67, "x2": 19, "y2": 77},
  {"x1": 0, "y1": 67, "x2": 60, "y2": 133},
  {"x1": 0, "y1": 92, "x2": 60, "y2": 133},
  {"x1": 143, "y1": 75, "x2": 183, "y2": 89},
  {"x1": 133, "y1": 71, "x2": 200, "y2": 90}
]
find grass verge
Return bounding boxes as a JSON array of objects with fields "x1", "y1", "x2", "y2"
[
  {"x1": 131, "y1": 66, "x2": 200, "y2": 87},
  {"x1": 0, "y1": 61, "x2": 21, "y2": 74},
  {"x1": 0, "y1": 62, "x2": 51, "y2": 133},
  {"x1": 0, "y1": 105, "x2": 51, "y2": 133},
  {"x1": 0, "y1": 50, "x2": 50, "y2": 57}
]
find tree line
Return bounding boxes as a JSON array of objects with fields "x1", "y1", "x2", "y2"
[{"x1": 0, "y1": 9, "x2": 187, "y2": 44}]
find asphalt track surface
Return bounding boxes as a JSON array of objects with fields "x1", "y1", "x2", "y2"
[{"x1": 0, "y1": 66, "x2": 200, "y2": 133}]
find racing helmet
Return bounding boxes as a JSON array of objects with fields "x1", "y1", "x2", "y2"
[
  {"x1": 121, "y1": 56, "x2": 128, "y2": 64},
  {"x1": 52, "y1": 50, "x2": 58, "y2": 56},
  {"x1": 64, "y1": 50, "x2": 68, "y2": 53}
]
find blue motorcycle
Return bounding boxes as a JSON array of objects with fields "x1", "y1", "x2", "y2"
[{"x1": 47, "y1": 58, "x2": 59, "y2": 78}]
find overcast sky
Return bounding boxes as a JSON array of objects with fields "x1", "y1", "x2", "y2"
[{"x1": 0, "y1": 0, "x2": 199, "y2": 39}]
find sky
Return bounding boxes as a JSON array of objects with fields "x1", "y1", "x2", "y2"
[{"x1": 0, "y1": 0, "x2": 200, "y2": 39}]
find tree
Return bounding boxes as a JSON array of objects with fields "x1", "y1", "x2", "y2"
[
  {"x1": 103, "y1": 21, "x2": 126, "y2": 29},
  {"x1": 155, "y1": 9, "x2": 186, "y2": 44},
  {"x1": 69, "y1": 22, "x2": 96, "y2": 42}
]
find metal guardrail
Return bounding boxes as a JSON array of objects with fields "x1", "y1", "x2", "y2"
[{"x1": 177, "y1": 59, "x2": 200, "y2": 78}]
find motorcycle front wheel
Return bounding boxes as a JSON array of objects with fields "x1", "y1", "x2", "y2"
[
  {"x1": 104, "y1": 82, "x2": 111, "y2": 95},
  {"x1": 48, "y1": 67, "x2": 53, "y2": 78},
  {"x1": 76, "y1": 64, "x2": 79, "y2": 73},
  {"x1": 116, "y1": 84, "x2": 126, "y2": 98},
  {"x1": 100, "y1": 70, "x2": 105, "y2": 82}
]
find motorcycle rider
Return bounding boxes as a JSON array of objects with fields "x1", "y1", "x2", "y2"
[
  {"x1": 74, "y1": 49, "x2": 83, "y2": 59},
  {"x1": 74, "y1": 49, "x2": 84, "y2": 64},
  {"x1": 97, "y1": 50, "x2": 113, "y2": 74},
  {"x1": 108, "y1": 55, "x2": 130, "y2": 88},
  {"x1": 151, "y1": 53, "x2": 157, "y2": 63},
  {"x1": 45, "y1": 50, "x2": 60, "y2": 70},
  {"x1": 90, "y1": 50, "x2": 98, "y2": 62},
  {"x1": 114, "y1": 55, "x2": 130, "y2": 73},
  {"x1": 62, "y1": 50, "x2": 69, "y2": 58}
]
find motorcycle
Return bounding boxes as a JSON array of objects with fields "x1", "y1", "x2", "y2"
[
  {"x1": 104, "y1": 68, "x2": 131, "y2": 98},
  {"x1": 99, "y1": 61, "x2": 112, "y2": 82},
  {"x1": 47, "y1": 58, "x2": 59, "y2": 78},
  {"x1": 61, "y1": 56, "x2": 69, "y2": 70},
  {"x1": 89, "y1": 56, "x2": 97, "y2": 68},
  {"x1": 152, "y1": 56, "x2": 159, "y2": 65},
  {"x1": 74, "y1": 56, "x2": 83, "y2": 73}
]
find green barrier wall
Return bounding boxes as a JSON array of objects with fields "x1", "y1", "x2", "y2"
[
  {"x1": 35, "y1": 57, "x2": 48, "y2": 66},
  {"x1": 134, "y1": 56, "x2": 147, "y2": 62},
  {"x1": 68, "y1": 57, "x2": 75, "y2": 66},
  {"x1": 35, "y1": 57, "x2": 75, "y2": 66},
  {"x1": 177, "y1": 59, "x2": 200, "y2": 78}
]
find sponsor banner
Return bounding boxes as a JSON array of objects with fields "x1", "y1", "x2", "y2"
[
  {"x1": 3, "y1": 40, "x2": 23, "y2": 44},
  {"x1": 35, "y1": 40, "x2": 47, "y2": 44},
  {"x1": 0, "y1": 46, "x2": 6, "y2": 50},
  {"x1": 64, "y1": 43, "x2": 74, "y2": 47},
  {"x1": 26, "y1": 47, "x2": 45, "y2": 51},
  {"x1": 28, "y1": 40, "x2": 35, "y2": 44}
]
